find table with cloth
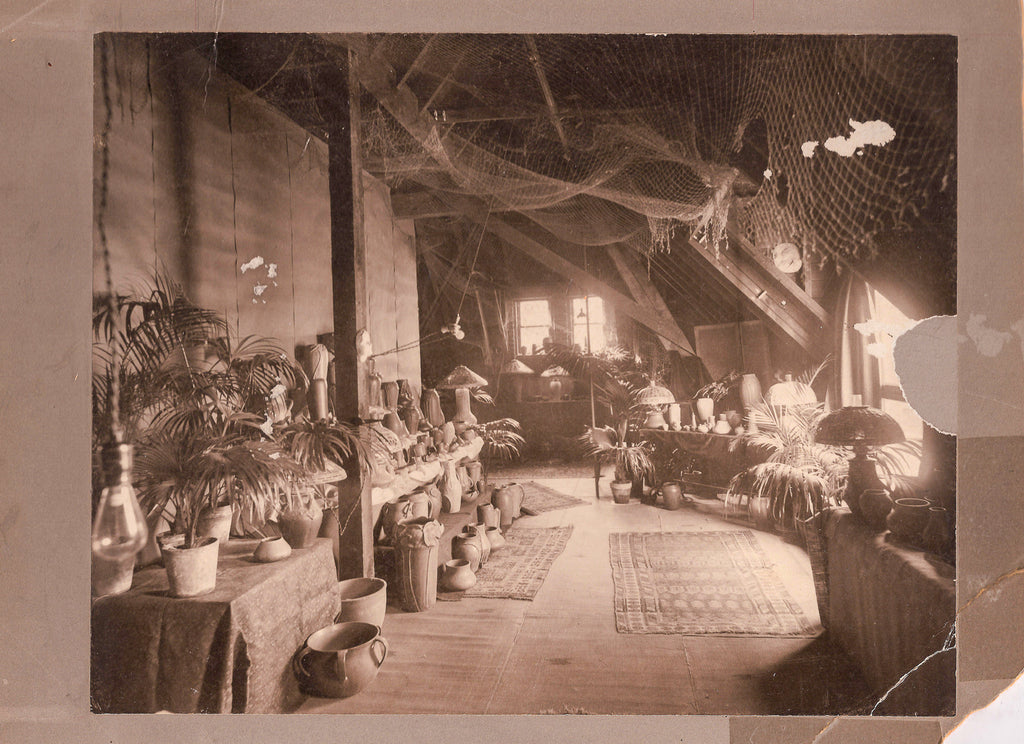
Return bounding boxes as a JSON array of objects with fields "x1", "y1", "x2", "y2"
[
  {"x1": 91, "y1": 538, "x2": 339, "y2": 713},
  {"x1": 824, "y1": 509, "x2": 956, "y2": 715},
  {"x1": 641, "y1": 429, "x2": 774, "y2": 494}
]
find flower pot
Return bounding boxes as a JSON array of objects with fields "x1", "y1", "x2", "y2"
[
  {"x1": 163, "y1": 537, "x2": 219, "y2": 598},
  {"x1": 610, "y1": 480, "x2": 632, "y2": 504},
  {"x1": 886, "y1": 498, "x2": 932, "y2": 546},
  {"x1": 394, "y1": 517, "x2": 443, "y2": 612},
  {"x1": 197, "y1": 504, "x2": 233, "y2": 546},
  {"x1": 279, "y1": 502, "x2": 324, "y2": 549},
  {"x1": 335, "y1": 577, "x2": 388, "y2": 626},
  {"x1": 91, "y1": 553, "x2": 135, "y2": 597},
  {"x1": 293, "y1": 621, "x2": 388, "y2": 699},
  {"x1": 694, "y1": 397, "x2": 715, "y2": 423},
  {"x1": 253, "y1": 536, "x2": 292, "y2": 563},
  {"x1": 439, "y1": 559, "x2": 477, "y2": 592}
]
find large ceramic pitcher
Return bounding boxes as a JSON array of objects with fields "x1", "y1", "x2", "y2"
[{"x1": 293, "y1": 621, "x2": 388, "y2": 698}]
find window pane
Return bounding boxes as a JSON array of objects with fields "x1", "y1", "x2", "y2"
[
  {"x1": 573, "y1": 321, "x2": 606, "y2": 352},
  {"x1": 518, "y1": 299, "x2": 551, "y2": 327},
  {"x1": 571, "y1": 296, "x2": 604, "y2": 323},
  {"x1": 520, "y1": 326, "x2": 549, "y2": 354}
]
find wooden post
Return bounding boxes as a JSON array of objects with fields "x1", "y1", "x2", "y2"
[{"x1": 328, "y1": 49, "x2": 374, "y2": 580}]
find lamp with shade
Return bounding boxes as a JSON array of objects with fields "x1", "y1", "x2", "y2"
[
  {"x1": 813, "y1": 405, "x2": 906, "y2": 520},
  {"x1": 500, "y1": 358, "x2": 535, "y2": 402},
  {"x1": 635, "y1": 383, "x2": 675, "y2": 429}
]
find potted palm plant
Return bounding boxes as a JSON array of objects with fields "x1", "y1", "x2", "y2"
[{"x1": 274, "y1": 415, "x2": 373, "y2": 549}]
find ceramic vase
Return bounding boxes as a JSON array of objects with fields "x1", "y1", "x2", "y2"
[
  {"x1": 485, "y1": 526, "x2": 506, "y2": 552},
  {"x1": 491, "y1": 486, "x2": 516, "y2": 530},
  {"x1": 507, "y1": 482, "x2": 525, "y2": 518},
  {"x1": 439, "y1": 559, "x2": 478, "y2": 592},
  {"x1": 440, "y1": 460, "x2": 463, "y2": 513},
  {"x1": 666, "y1": 403, "x2": 682, "y2": 429},
  {"x1": 694, "y1": 397, "x2": 715, "y2": 423},
  {"x1": 394, "y1": 517, "x2": 443, "y2": 612},
  {"x1": 660, "y1": 481, "x2": 683, "y2": 511},
  {"x1": 451, "y1": 527, "x2": 484, "y2": 571},
  {"x1": 712, "y1": 415, "x2": 732, "y2": 435},
  {"x1": 421, "y1": 388, "x2": 445, "y2": 428},
  {"x1": 859, "y1": 488, "x2": 894, "y2": 531},
  {"x1": 477, "y1": 503, "x2": 500, "y2": 530},
  {"x1": 452, "y1": 387, "x2": 477, "y2": 426},
  {"x1": 738, "y1": 373, "x2": 762, "y2": 411},
  {"x1": 335, "y1": 577, "x2": 388, "y2": 627},
  {"x1": 382, "y1": 381, "x2": 400, "y2": 411},
  {"x1": 466, "y1": 461, "x2": 484, "y2": 492}
]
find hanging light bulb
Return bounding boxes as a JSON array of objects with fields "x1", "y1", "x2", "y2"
[
  {"x1": 441, "y1": 314, "x2": 466, "y2": 340},
  {"x1": 91, "y1": 441, "x2": 149, "y2": 562}
]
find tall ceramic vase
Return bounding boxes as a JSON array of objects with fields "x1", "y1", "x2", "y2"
[
  {"x1": 394, "y1": 517, "x2": 444, "y2": 612},
  {"x1": 695, "y1": 397, "x2": 715, "y2": 424},
  {"x1": 452, "y1": 387, "x2": 477, "y2": 428},
  {"x1": 421, "y1": 388, "x2": 445, "y2": 428}
]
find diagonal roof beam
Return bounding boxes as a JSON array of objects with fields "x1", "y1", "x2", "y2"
[{"x1": 523, "y1": 35, "x2": 571, "y2": 158}]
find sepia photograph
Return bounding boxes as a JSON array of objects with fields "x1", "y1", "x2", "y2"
[{"x1": 88, "y1": 32, "x2": 958, "y2": 717}]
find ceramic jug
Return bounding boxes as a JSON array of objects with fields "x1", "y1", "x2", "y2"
[
  {"x1": 491, "y1": 485, "x2": 516, "y2": 531},
  {"x1": 293, "y1": 621, "x2": 388, "y2": 699},
  {"x1": 660, "y1": 481, "x2": 683, "y2": 511},
  {"x1": 451, "y1": 527, "x2": 484, "y2": 571}
]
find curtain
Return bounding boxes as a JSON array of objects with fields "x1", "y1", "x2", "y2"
[{"x1": 833, "y1": 274, "x2": 882, "y2": 408}]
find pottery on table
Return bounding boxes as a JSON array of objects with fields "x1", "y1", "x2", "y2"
[
  {"x1": 439, "y1": 559, "x2": 477, "y2": 592},
  {"x1": 293, "y1": 621, "x2": 388, "y2": 699},
  {"x1": 886, "y1": 497, "x2": 932, "y2": 546},
  {"x1": 253, "y1": 536, "x2": 292, "y2": 563},
  {"x1": 694, "y1": 397, "x2": 715, "y2": 423},
  {"x1": 712, "y1": 415, "x2": 732, "y2": 435},
  {"x1": 335, "y1": 577, "x2": 388, "y2": 626},
  {"x1": 197, "y1": 504, "x2": 233, "y2": 545},
  {"x1": 859, "y1": 488, "x2": 894, "y2": 532},
  {"x1": 163, "y1": 537, "x2": 220, "y2": 598}
]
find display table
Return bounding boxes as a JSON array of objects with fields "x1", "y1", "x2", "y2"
[
  {"x1": 824, "y1": 509, "x2": 955, "y2": 715},
  {"x1": 91, "y1": 538, "x2": 339, "y2": 713},
  {"x1": 641, "y1": 429, "x2": 773, "y2": 492}
]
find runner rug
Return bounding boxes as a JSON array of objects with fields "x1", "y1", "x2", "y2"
[
  {"x1": 609, "y1": 530, "x2": 820, "y2": 636},
  {"x1": 440, "y1": 526, "x2": 574, "y2": 601},
  {"x1": 518, "y1": 481, "x2": 590, "y2": 515}
]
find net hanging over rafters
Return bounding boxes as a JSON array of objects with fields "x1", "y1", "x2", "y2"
[{"x1": 359, "y1": 34, "x2": 956, "y2": 265}]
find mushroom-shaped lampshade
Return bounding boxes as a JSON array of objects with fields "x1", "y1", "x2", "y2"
[
  {"x1": 813, "y1": 405, "x2": 905, "y2": 521},
  {"x1": 636, "y1": 383, "x2": 675, "y2": 429},
  {"x1": 436, "y1": 365, "x2": 488, "y2": 428},
  {"x1": 539, "y1": 365, "x2": 570, "y2": 378},
  {"x1": 500, "y1": 358, "x2": 535, "y2": 402}
]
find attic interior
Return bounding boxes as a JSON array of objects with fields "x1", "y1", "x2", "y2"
[{"x1": 90, "y1": 33, "x2": 957, "y2": 716}]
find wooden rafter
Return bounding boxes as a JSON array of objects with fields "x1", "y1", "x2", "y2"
[{"x1": 523, "y1": 35, "x2": 570, "y2": 157}]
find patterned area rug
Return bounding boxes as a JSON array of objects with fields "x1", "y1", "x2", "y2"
[
  {"x1": 519, "y1": 481, "x2": 591, "y2": 514},
  {"x1": 609, "y1": 530, "x2": 820, "y2": 636},
  {"x1": 441, "y1": 526, "x2": 574, "y2": 601}
]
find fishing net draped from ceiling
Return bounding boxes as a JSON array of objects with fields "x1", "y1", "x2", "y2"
[{"x1": 360, "y1": 34, "x2": 955, "y2": 263}]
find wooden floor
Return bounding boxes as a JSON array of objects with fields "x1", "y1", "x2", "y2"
[{"x1": 298, "y1": 471, "x2": 871, "y2": 715}]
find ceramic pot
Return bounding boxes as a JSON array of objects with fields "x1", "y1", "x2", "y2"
[
  {"x1": 293, "y1": 621, "x2": 388, "y2": 699},
  {"x1": 253, "y1": 536, "x2": 292, "y2": 563},
  {"x1": 197, "y1": 504, "x2": 233, "y2": 545},
  {"x1": 474, "y1": 523, "x2": 492, "y2": 563},
  {"x1": 439, "y1": 559, "x2": 477, "y2": 592},
  {"x1": 335, "y1": 577, "x2": 388, "y2": 627},
  {"x1": 548, "y1": 379, "x2": 562, "y2": 401},
  {"x1": 507, "y1": 482, "x2": 525, "y2": 518},
  {"x1": 382, "y1": 411, "x2": 407, "y2": 438},
  {"x1": 466, "y1": 461, "x2": 484, "y2": 492},
  {"x1": 666, "y1": 403, "x2": 682, "y2": 429},
  {"x1": 451, "y1": 529, "x2": 483, "y2": 572},
  {"x1": 440, "y1": 460, "x2": 463, "y2": 513},
  {"x1": 477, "y1": 503, "x2": 500, "y2": 530},
  {"x1": 610, "y1": 480, "x2": 632, "y2": 504},
  {"x1": 394, "y1": 517, "x2": 443, "y2": 612},
  {"x1": 378, "y1": 493, "x2": 429, "y2": 544},
  {"x1": 491, "y1": 485, "x2": 516, "y2": 530},
  {"x1": 382, "y1": 381, "x2": 400, "y2": 411},
  {"x1": 738, "y1": 373, "x2": 762, "y2": 411},
  {"x1": 163, "y1": 537, "x2": 219, "y2": 598},
  {"x1": 441, "y1": 421, "x2": 457, "y2": 447},
  {"x1": 421, "y1": 388, "x2": 445, "y2": 428},
  {"x1": 91, "y1": 553, "x2": 135, "y2": 597},
  {"x1": 400, "y1": 406, "x2": 421, "y2": 436},
  {"x1": 279, "y1": 502, "x2": 324, "y2": 550},
  {"x1": 485, "y1": 526, "x2": 506, "y2": 552},
  {"x1": 712, "y1": 415, "x2": 732, "y2": 435},
  {"x1": 886, "y1": 498, "x2": 932, "y2": 546},
  {"x1": 859, "y1": 488, "x2": 894, "y2": 531},
  {"x1": 660, "y1": 481, "x2": 683, "y2": 511},
  {"x1": 644, "y1": 410, "x2": 668, "y2": 429},
  {"x1": 694, "y1": 397, "x2": 715, "y2": 423}
]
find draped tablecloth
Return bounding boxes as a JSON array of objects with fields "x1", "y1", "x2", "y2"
[
  {"x1": 824, "y1": 509, "x2": 955, "y2": 715},
  {"x1": 91, "y1": 538, "x2": 339, "y2": 713}
]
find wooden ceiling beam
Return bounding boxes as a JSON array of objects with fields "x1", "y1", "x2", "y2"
[{"x1": 523, "y1": 35, "x2": 571, "y2": 157}]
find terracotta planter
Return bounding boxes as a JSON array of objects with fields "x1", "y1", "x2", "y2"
[
  {"x1": 293, "y1": 621, "x2": 388, "y2": 699},
  {"x1": 197, "y1": 504, "x2": 233, "y2": 545},
  {"x1": 253, "y1": 536, "x2": 292, "y2": 563},
  {"x1": 336, "y1": 577, "x2": 388, "y2": 627},
  {"x1": 394, "y1": 517, "x2": 443, "y2": 612},
  {"x1": 439, "y1": 559, "x2": 477, "y2": 592},
  {"x1": 163, "y1": 537, "x2": 219, "y2": 598},
  {"x1": 610, "y1": 480, "x2": 632, "y2": 504}
]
